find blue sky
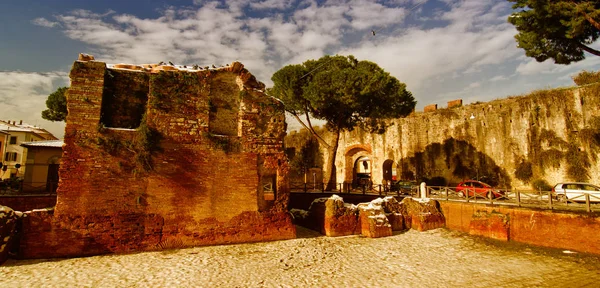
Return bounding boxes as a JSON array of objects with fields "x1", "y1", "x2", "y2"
[{"x1": 2, "y1": 0, "x2": 600, "y2": 138}]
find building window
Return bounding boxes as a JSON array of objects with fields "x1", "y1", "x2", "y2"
[
  {"x1": 9, "y1": 136, "x2": 17, "y2": 145},
  {"x1": 4, "y1": 152, "x2": 17, "y2": 162}
]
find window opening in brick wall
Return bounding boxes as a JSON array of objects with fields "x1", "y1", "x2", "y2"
[
  {"x1": 100, "y1": 69, "x2": 149, "y2": 129},
  {"x1": 208, "y1": 74, "x2": 240, "y2": 136},
  {"x1": 9, "y1": 136, "x2": 16, "y2": 144},
  {"x1": 262, "y1": 174, "x2": 276, "y2": 201}
]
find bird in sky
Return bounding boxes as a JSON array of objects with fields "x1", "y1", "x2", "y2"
[{"x1": 371, "y1": 30, "x2": 376, "y2": 36}]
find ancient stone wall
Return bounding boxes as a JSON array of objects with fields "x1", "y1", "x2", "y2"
[
  {"x1": 329, "y1": 84, "x2": 600, "y2": 189},
  {"x1": 18, "y1": 58, "x2": 295, "y2": 259},
  {"x1": 440, "y1": 201, "x2": 600, "y2": 254}
]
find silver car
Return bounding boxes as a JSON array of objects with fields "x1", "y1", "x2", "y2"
[{"x1": 552, "y1": 182, "x2": 600, "y2": 203}]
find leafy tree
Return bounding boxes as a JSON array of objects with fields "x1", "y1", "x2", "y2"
[
  {"x1": 508, "y1": 0, "x2": 600, "y2": 64},
  {"x1": 270, "y1": 55, "x2": 415, "y2": 190},
  {"x1": 41, "y1": 86, "x2": 68, "y2": 122}
]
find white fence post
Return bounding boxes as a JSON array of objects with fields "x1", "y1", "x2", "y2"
[{"x1": 420, "y1": 182, "x2": 427, "y2": 199}]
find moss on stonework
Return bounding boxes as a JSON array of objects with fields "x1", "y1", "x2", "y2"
[
  {"x1": 149, "y1": 71, "x2": 201, "y2": 112},
  {"x1": 95, "y1": 114, "x2": 162, "y2": 173},
  {"x1": 203, "y1": 132, "x2": 240, "y2": 153}
]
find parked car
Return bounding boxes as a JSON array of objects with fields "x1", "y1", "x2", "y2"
[
  {"x1": 355, "y1": 173, "x2": 372, "y2": 186},
  {"x1": 552, "y1": 182, "x2": 600, "y2": 203},
  {"x1": 390, "y1": 180, "x2": 418, "y2": 194},
  {"x1": 456, "y1": 180, "x2": 504, "y2": 199}
]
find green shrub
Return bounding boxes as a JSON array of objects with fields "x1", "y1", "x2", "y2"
[
  {"x1": 514, "y1": 160, "x2": 533, "y2": 183},
  {"x1": 572, "y1": 70, "x2": 600, "y2": 86},
  {"x1": 565, "y1": 145, "x2": 590, "y2": 182},
  {"x1": 531, "y1": 179, "x2": 552, "y2": 191},
  {"x1": 424, "y1": 176, "x2": 447, "y2": 187}
]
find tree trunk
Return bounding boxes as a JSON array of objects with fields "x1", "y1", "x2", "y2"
[
  {"x1": 577, "y1": 41, "x2": 600, "y2": 57},
  {"x1": 584, "y1": 12, "x2": 600, "y2": 31},
  {"x1": 325, "y1": 128, "x2": 341, "y2": 191}
]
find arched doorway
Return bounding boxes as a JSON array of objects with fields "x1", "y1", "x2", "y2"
[
  {"x1": 382, "y1": 159, "x2": 397, "y2": 182},
  {"x1": 353, "y1": 156, "x2": 371, "y2": 187}
]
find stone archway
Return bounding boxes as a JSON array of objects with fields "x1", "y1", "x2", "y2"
[
  {"x1": 382, "y1": 159, "x2": 397, "y2": 182},
  {"x1": 343, "y1": 144, "x2": 372, "y2": 185},
  {"x1": 344, "y1": 144, "x2": 373, "y2": 186},
  {"x1": 354, "y1": 156, "x2": 372, "y2": 187}
]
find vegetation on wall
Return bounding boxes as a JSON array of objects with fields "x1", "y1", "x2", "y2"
[
  {"x1": 532, "y1": 179, "x2": 552, "y2": 192},
  {"x1": 407, "y1": 138, "x2": 510, "y2": 187},
  {"x1": 513, "y1": 85, "x2": 600, "y2": 187},
  {"x1": 203, "y1": 132, "x2": 240, "y2": 154},
  {"x1": 514, "y1": 160, "x2": 533, "y2": 183},
  {"x1": 150, "y1": 71, "x2": 201, "y2": 112},
  {"x1": 95, "y1": 114, "x2": 162, "y2": 173},
  {"x1": 573, "y1": 70, "x2": 600, "y2": 86},
  {"x1": 132, "y1": 115, "x2": 162, "y2": 171}
]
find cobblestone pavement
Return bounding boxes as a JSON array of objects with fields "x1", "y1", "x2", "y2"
[{"x1": 2, "y1": 227, "x2": 600, "y2": 287}]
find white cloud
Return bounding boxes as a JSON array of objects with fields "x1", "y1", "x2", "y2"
[
  {"x1": 515, "y1": 59, "x2": 558, "y2": 76},
  {"x1": 250, "y1": 0, "x2": 296, "y2": 10},
  {"x1": 19, "y1": 0, "x2": 600, "y2": 131},
  {"x1": 341, "y1": 0, "x2": 519, "y2": 96},
  {"x1": 0, "y1": 72, "x2": 68, "y2": 138},
  {"x1": 346, "y1": 0, "x2": 407, "y2": 30},
  {"x1": 32, "y1": 18, "x2": 60, "y2": 28},
  {"x1": 489, "y1": 75, "x2": 509, "y2": 82},
  {"x1": 467, "y1": 81, "x2": 481, "y2": 89}
]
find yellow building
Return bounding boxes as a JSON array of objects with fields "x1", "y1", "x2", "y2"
[
  {"x1": 0, "y1": 120, "x2": 58, "y2": 180},
  {"x1": 20, "y1": 140, "x2": 63, "y2": 193},
  {"x1": 0, "y1": 131, "x2": 7, "y2": 167}
]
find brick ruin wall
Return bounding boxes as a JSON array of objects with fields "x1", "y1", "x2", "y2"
[
  {"x1": 18, "y1": 59, "x2": 295, "y2": 259},
  {"x1": 327, "y1": 84, "x2": 600, "y2": 189}
]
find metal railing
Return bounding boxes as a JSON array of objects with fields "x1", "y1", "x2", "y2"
[
  {"x1": 290, "y1": 182, "x2": 600, "y2": 213},
  {"x1": 425, "y1": 186, "x2": 600, "y2": 213},
  {"x1": 290, "y1": 181, "x2": 419, "y2": 197}
]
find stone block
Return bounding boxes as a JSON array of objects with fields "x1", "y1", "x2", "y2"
[
  {"x1": 400, "y1": 198, "x2": 445, "y2": 232},
  {"x1": 387, "y1": 212, "x2": 405, "y2": 231},
  {"x1": 323, "y1": 196, "x2": 359, "y2": 236},
  {"x1": 358, "y1": 202, "x2": 392, "y2": 238},
  {"x1": 0, "y1": 206, "x2": 18, "y2": 265}
]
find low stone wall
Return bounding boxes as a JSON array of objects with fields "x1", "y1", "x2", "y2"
[
  {"x1": 440, "y1": 201, "x2": 600, "y2": 255},
  {"x1": 0, "y1": 195, "x2": 56, "y2": 212},
  {"x1": 17, "y1": 209, "x2": 294, "y2": 259}
]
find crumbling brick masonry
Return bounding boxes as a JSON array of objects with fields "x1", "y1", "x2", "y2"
[{"x1": 18, "y1": 56, "x2": 296, "y2": 259}]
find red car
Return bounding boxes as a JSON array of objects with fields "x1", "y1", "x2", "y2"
[{"x1": 456, "y1": 180, "x2": 504, "y2": 199}]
